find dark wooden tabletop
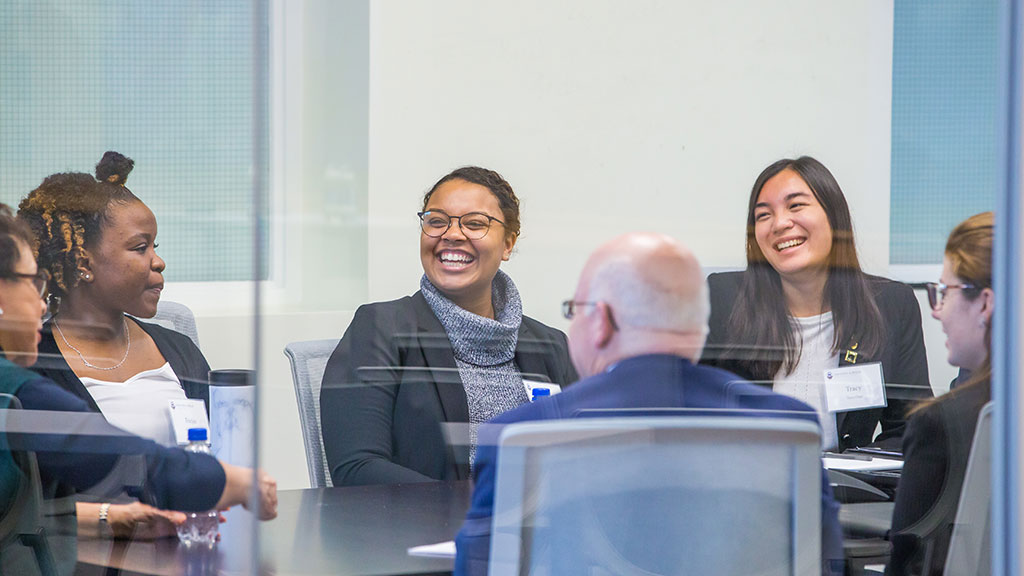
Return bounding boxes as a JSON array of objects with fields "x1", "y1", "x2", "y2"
[{"x1": 76, "y1": 481, "x2": 472, "y2": 576}]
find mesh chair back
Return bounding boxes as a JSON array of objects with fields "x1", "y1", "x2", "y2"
[
  {"x1": 146, "y1": 300, "x2": 201, "y2": 349},
  {"x1": 489, "y1": 417, "x2": 822, "y2": 576},
  {"x1": 284, "y1": 339, "x2": 340, "y2": 488},
  {"x1": 944, "y1": 402, "x2": 994, "y2": 576}
]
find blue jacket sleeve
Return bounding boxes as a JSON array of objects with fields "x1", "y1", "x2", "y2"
[{"x1": 12, "y1": 377, "x2": 225, "y2": 512}]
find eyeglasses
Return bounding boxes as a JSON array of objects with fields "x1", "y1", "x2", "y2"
[
  {"x1": 561, "y1": 299, "x2": 620, "y2": 330},
  {"x1": 2, "y1": 269, "x2": 50, "y2": 299},
  {"x1": 418, "y1": 211, "x2": 505, "y2": 240},
  {"x1": 925, "y1": 281, "x2": 977, "y2": 311}
]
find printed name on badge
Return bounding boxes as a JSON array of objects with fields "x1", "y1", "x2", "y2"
[
  {"x1": 823, "y1": 362, "x2": 886, "y2": 413},
  {"x1": 169, "y1": 399, "x2": 211, "y2": 446}
]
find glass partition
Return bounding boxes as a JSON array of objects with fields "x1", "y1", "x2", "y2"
[{"x1": 0, "y1": 0, "x2": 1018, "y2": 574}]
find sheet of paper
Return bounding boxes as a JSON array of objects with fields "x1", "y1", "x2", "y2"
[
  {"x1": 408, "y1": 540, "x2": 456, "y2": 558},
  {"x1": 823, "y1": 362, "x2": 887, "y2": 413},
  {"x1": 823, "y1": 456, "x2": 903, "y2": 472}
]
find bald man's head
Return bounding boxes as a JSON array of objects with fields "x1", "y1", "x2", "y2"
[{"x1": 568, "y1": 233, "x2": 709, "y2": 377}]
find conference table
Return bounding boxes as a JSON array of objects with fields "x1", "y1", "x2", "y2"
[
  {"x1": 76, "y1": 480, "x2": 893, "y2": 575},
  {"x1": 77, "y1": 482, "x2": 471, "y2": 576}
]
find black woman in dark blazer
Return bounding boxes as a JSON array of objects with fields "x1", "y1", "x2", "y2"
[
  {"x1": 321, "y1": 167, "x2": 576, "y2": 486},
  {"x1": 702, "y1": 157, "x2": 930, "y2": 452},
  {"x1": 888, "y1": 212, "x2": 994, "y2": 576},
  {"x1": 18, "y1": 152, "x2": 215, "y2": 538}
]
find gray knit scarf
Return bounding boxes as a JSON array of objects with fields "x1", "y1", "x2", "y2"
[{"x1": 420, "y1": 270, "x2": 528, "y2": 470}]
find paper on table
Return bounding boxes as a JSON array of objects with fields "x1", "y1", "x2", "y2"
[
  {"x1": 823, "y1": 456, "x2": 903, "y2": 472},
  {"x1": 408, "y1": 540, "x2": 456, "y2": 558}
]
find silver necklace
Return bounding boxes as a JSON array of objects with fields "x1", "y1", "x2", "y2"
[{"x1": 54, "y1": 316, "x2": 131, "y2": 371}]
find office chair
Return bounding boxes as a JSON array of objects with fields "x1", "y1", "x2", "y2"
[
  {"x1": 888, "y1": 401, "x2": 993, "y2": 576},
  {"x1": 489, "y1": 417, "x2": 822, "y2": 576},
  {"x1": 0, "y1": 394, "x2": 58, "y2": 576},
  {"x1": 144, "y1": 300, "x2": 201, "y2": 349},
  {"x1": 943, "y1": 402, "x2": 993, "y2": 576},
  {"x1": 284, "y1": 339, "x2": 340, "y2": 488}
]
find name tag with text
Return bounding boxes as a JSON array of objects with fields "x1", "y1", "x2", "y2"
[
  {"x1": 823, "y1": 362, "x2": 886, "y2": 413},
  {"x1": 169, "y1": 399, "x2": 210, "y2": 446}
]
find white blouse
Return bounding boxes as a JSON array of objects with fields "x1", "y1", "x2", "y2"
[
  {"x1": 81, "y1": 362, "x2": 187, "y2": 446},
  {"x1": 773, "y1": 312, "x2": 840, "y2": 450}
]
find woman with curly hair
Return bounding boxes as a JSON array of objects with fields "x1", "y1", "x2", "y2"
[
  {"x1": 18, "y1": 151, "x2": 213, "y2": 539},
  {"x1": 320, "y1": 166, "x2": 577, "y2": 486}
]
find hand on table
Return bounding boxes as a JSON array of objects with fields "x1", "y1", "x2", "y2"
[
  {"x1": 219, "y1": 463, "x2": 278, "y2": 520},
  {"x1": 244, "y1": 469, "x2": 278, "y2": 521},
  {"x1": 107, "y1": 502, "x2": 186, "y2": 540}
]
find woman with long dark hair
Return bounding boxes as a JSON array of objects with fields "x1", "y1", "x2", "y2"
[
  {"x1": 704, "y1": 156, "x2": 930, "y2": 451},
  {"x1": 887, "y1": 212, "x2": 994, "y2": 576}
]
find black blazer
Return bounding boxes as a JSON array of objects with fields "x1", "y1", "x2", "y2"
[
  {"x1": 887, "y1": 381, "x2": 990, "y2": 576},
  {"x1": 320, "y1": 291, "x2": 577, "y2": 486},
  {"x1": 32, "y1": 317, "x2": 212, "y2": 412},
  {"x1": 703, "y1": 271, "x2": 931, "y2": 451}
]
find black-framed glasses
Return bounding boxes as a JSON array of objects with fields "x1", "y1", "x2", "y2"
[
  {"x1": 925, "y1": 281, "x2": 978, "y2": 311},
  {"x1": 418, "y1": 211, "x2": 505, "y2": 240},
  {"x1": 2, "y1": 269, "x2": 50, "y2": 299},
  {"x1": 562, "y1": 299, "x2": 620, "y2": 330}
]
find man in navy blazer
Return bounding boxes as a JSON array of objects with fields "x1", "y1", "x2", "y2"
[{"x1": 453, "y1": 232, "x2": 843, "y2": 575}]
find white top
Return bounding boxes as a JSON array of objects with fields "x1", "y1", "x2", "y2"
[
  {"x1": 81, "y1": 362, "x2": 186, "y2": 447},
  {"x1": 772, "y1": 312, "x2": 840, "y2": 450}
]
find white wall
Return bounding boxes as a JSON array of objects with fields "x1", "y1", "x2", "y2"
[
  {"x1": 366, "y1": 0, "x2": 896, "y2": 331},
  {"x1": 176, "y1": 0, "x2": 929, "y2": 490}
]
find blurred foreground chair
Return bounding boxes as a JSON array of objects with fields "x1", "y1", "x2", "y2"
[
  {"x1": 285, "y1": 339, "x2": 340, "y2": 488},
  {"x1": 0, "y1": 394, "x2": 58, "y2": 576},
  {"x1": 488, "y1": 417, "x2": 822, "y2": 576},
  {"x1": 145, "y1": 300, "x2": 201, "y2": 349}
]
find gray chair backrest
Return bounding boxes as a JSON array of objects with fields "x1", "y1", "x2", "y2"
[
  {"x1": 489, "y1": 416, "x2": 822, "y2": 576},
  {"x1": 284, "y1": 339, "x2": 340, "y2": 488},
  {"x1": 146, "y1": 300, "x2": 201, "y2": 349},
  {"x1": 944, "y1": 402, "x2": 994, "y2": 576}
]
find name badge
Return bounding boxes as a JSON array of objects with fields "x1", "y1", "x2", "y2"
[
  {"x1": 523, "y1": 379, "x2": 562, "y2": 402},
  {"x1": 168, "y1": 399, "x2": 211, "y2": 446},
  {"x1": 823, "y1": 362, "x2": 886, "y2": 413}
]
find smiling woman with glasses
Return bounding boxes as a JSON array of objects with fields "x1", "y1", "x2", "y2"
[{"x1": 320, "y1": 166, "x2": 577, "y2": 487}]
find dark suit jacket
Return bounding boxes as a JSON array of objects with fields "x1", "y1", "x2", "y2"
[
  {"x1": 32, "y1": 317, "x2": 212, "y2": 412},
  {"x1": 320, "y1": 291, "x2": 577, "y2": 486},
  {"x1": 887, "y1": 381, "x2": 990, "y2": 576},
  {"x1": 703, "y1": 271, "x2": 931, "y2": 451},
  {"x1": 454, "y1": 354, "x2": 843, "y2": 576}
]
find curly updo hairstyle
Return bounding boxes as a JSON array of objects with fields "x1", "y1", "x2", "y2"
[
  {"x1": 421, "y1": 166, "x2": 522, "y2": 239},
  {"x1": 17, "y1": 152, "x2": 139, "y2": 305}
]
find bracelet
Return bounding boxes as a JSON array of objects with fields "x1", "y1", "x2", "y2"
[{"x1": 98, "y1": 502, "x2": 111, "y2": 533}]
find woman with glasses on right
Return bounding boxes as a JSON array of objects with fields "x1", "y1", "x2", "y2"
[
  {"x1": 320, "y1": 166, "x2": 576, "y2": 486},
  {"x1": 887, "y1": 212, "x2": 994, "y2": 576}
]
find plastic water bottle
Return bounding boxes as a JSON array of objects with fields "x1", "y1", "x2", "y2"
[{"x1": 176, "y1": 428, "x2": 219, "y2": 547}]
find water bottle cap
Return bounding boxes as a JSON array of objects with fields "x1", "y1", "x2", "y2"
[
  {"x1": 187, "y1": 428, "x2": 208, "y2": 442},
  {"x1": 532, "y1": 387, "x2": 551, "y2": 398}
]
